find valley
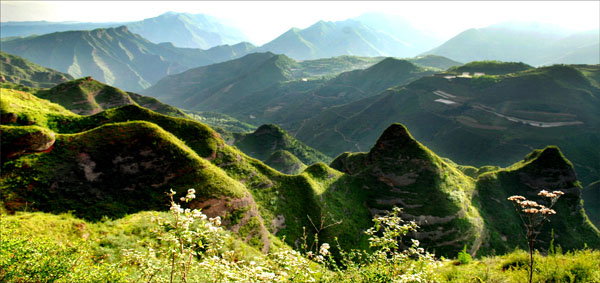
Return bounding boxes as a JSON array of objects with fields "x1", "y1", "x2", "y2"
[{"x1": 1, "y1": 4, "x2": 599, "y2": 282}]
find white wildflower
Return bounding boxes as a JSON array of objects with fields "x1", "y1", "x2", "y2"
[{"x1": 319, "y1": 243, "x2": 330, "y2": 256}]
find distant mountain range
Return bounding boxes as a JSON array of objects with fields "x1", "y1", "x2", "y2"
[
  {"x1": 0, "y1": 51, "x2": 73, "y2": 88},
  {"x1": 126, "y1": 12, "x2": 250, "y2": 49},
  {"x1": 143, "y1": 52, "x2": 446, "y2": 129},
  {"x1": 0, "y1": 26, "x2": 254, "y2": 92},
  {"x1": 424, "y1": 22, "x2": 599, "y2": 66},
  {"x1": 0, "y1": 12, "x2": 249, "y2": 49},
  {"x1": 2, "y1": 14, "x2": 596, "y2": 92},
  {"x1": 256, "y1": 19, "x2": 415, "y2": 60},
  {"x1": 294, "y1": 63, "x2": 600, "y2": 185}
]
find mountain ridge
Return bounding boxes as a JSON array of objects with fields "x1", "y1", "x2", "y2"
[{"x1": 0, "y1": 26, "x2": 255, "y2": 92}]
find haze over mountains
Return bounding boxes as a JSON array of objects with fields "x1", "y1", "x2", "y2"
[
  {"x1": 2, "y1": 13, "x2": 597, "y2": 77},
  {"x1": 1, "y1": 26, "x2": 254, "y2": 91},
  {"x1": 424, "y1": 22, "x2": 600, "y2": 66},
  {"x1": 256, "y1": 19, "x2": 415, "y2": 60},
  {"x1": 1, "y1": 6, "x2": 600, "y2": 279},
  {"x1": 1, "y1": 12, "x2": 250, "y2": 49}
]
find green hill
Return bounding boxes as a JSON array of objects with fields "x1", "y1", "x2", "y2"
[
  {"x1": 34, "y1": 77, "x2": 187, "y2": 117},
  {"x1": 145, "y1": 54, "x2": 433, "y2": 129},
  {"x1": 233, "y1": 57, "x2": 433, "y2": 127},
  {"x1": 330, "y1": 123, "x2": 484, "y2": 255},
  {"x1": 447, "y1": 60, "x2": 533, "y2": 75},
  {"x1": 0, "y1": 51, "x2": 73, "y2": 88},
  {"x1": 405, "y1": 55, "x2": 463, "y2": 71},
  {"x1": 264, "y1": 150, "x2": 307, "y2": 175},
  {"x1": 143, "y1": 52, "x2": 293, "y2": 108},
  {"x1": 476, "y1": 146, "x2": 600, "y2": 253},
  {"x1": 0, "y1": 88, "x2": 359, "y2": 252},
  {"x1": 231, "y1": 124, "x2": 332, "y2": 166},
  {"x1": 143, "y1": 52, "x2": 386, "y2": 109},
  {"x1": 330, "y1": 124, "x2": 598, "y2": 254},
  {"x1": 295, "y1": 64, "x2": 600, "y2": 187},
  {"x1": 256, "y1": 19, "x2": 413, "y2": 60},
  {"x1": 0, "y1": 26, "x2": 254, "y2": 92},
  {"x1": 2, "y1": 86, "x2": 598, "y2": 257}
]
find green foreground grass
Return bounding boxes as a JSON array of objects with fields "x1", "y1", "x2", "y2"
[{"x1": 2, "y1": 211, "x2": 599, "y2": 283}]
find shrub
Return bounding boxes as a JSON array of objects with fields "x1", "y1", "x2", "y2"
[{"x1": 457, "y1": 245, "x2": 472, "y2": 265}]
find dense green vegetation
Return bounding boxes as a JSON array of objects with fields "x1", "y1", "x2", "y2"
[
  {"x1": 264, "y1": 150, "x2": 307, "y2": 175},
  {"x1": 1, "y1": 12, "x2": 599, "y2": 281},
  {"x1": 2, "y1": 56, "x2": 600, "y2": 282},
  {"x1": 0, "y1": 51, "x2": 73, "y2": 88},
  {"x1": 2, "y1": 209, "x2": 599, "y2": 282},
  {"x1": 232, "y1": 124, "x2": 332, "y2": 166},
  {"x1": 35, "y1": 77, "x2": 188, "y2": 117},
  {"x1": 4, "y1": 85, "x2": 597, "y2": 257}
]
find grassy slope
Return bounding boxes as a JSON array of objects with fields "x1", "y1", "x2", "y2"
[
  {"x1": 2, "y1": 87, "x2": 598, "y2": 257},
  {"x1": 35, "y1": 77, "x2": 188, "y2": 117},
  {"x1": 264, "y1": 150, "x2": 307, "y2": 175},
  {"x1": 0, "y1": 51, "x2": 73, "y2": 88},
  {"x1": 232, "y1": 124, "x2": 332, "y2": 166},
  {"x1": 251, "y1": 57, "x2": 435, "y2": 127},
  {"x1": 0, "y1": 88, "x2": 368, "y2": 252},
  {"x1": 2, "y1": 210, "x2": 599, "y2": 282}
]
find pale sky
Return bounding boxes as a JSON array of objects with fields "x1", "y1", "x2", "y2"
[{"x1": 1, "y1": 1, "x2": 599, "y2": 45}]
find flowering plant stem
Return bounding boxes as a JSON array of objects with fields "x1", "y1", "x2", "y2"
[{"x1": 508, "y1": 190, "x2": 564, "y2": 283}]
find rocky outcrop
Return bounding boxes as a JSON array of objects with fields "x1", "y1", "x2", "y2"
[{"x1": 1, "y1": 126, "x2": 56, "y2": 160}]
